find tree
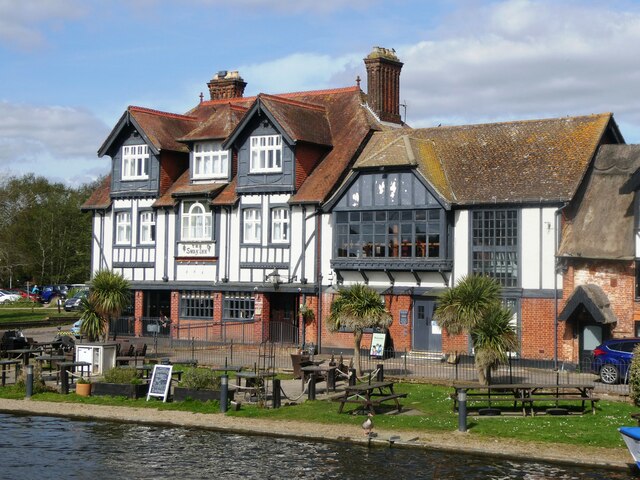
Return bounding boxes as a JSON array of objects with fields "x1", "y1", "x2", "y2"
[
  {"x1": 435, "y1": 275, "x2": 518, "y2": 384},
  {"x1": 78, "y1": 296, "x2": 105, "y2": 342},
  {"x1": 328, "y1": 284, "x2": 392, "y2": 375},
  {"x1": 84, "y1": 270, "x2": 131, "y2": 341}
]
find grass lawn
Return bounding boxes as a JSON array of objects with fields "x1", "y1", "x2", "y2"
[
  {"x1": 0, "y1": 381, "x2": 634, "y2": 449},
  {"x1": 0, "y1": 304, "x2": 77, "y2": 324}
]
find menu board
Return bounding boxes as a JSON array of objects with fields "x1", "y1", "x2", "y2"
[
  {"x1": 369, "y1": 332, "x2": 386, "y2": 358},
  {"x1": 147, "y1": 364, "x2": 172, "y2": 402}
]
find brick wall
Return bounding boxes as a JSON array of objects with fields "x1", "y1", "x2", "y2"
[
  {"x1": 520, "y1": 297, "x2": 556, "y2": 359},
  {"x1": 294, "y1": 143, "x2": 324, "y2": 190},
  {"x1": 158, "y1": 151, "x2": 188, "y2": 195},
  {"x1": 134, "y1": 290, "x2": 144, "y2": 337}
]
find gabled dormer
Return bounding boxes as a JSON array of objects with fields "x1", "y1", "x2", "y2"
[
  {"x1": 98, "y1": 106, "x2": 196, "y2": 197},
  {"x1": 178, "y1": 103, "x2": 247, "y2": 185},
  {"x1": 223, "y1": 94, "x2": 332, "y2": 194}
]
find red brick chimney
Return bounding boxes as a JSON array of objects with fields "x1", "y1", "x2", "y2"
[
  {"x1": 207, "y1": 70, "x2": 247, "y2": 100},
  {"x1": 363, "y1": 47, "x2": 403, "y2": 124}
]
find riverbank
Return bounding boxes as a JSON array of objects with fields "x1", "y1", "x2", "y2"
[{"x1": 0, "y1": 398, "x2": 631, "y2": 471}]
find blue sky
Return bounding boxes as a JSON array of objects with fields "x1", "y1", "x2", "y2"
[{"x1": 2, "y1": 0, "x2": 640, "y2": 186}]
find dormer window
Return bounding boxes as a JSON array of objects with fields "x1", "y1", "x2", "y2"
[
  {"x1": 250, "y1": 135, "x2": 282, "y2": 173},
  {"x1": 193, "y1": 141, "x2": 228, "y2": 179},
  {"x1": 122, "y1": 145, "x2": 149, "y2": 180}
]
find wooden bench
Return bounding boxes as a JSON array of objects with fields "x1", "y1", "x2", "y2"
[
  {"x1": 522, "y1": 395, "x2": 600, "y2": 415},
  {"x1": 449, "y1": 392, "x2": 529, "y2": 416}
]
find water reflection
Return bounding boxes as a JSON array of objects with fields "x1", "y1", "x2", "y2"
[{"x1": 1, "y1": 413, "x2": 635, "y2": 479}]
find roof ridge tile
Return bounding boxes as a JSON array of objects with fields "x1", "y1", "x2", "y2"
[{"x1": 129, "y1": 105, "x2": 198, "y2": 121}]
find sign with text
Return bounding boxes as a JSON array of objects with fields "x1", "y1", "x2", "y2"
[
  {"x1": 177, "y1": 242, "x2": 215, "y2": 257},
  {"x1": 147, "y1": 364, "x2": 173, "y2": 402},
  {"x1": 369, "y1": 332, "x2": 387, "y2": 358}
]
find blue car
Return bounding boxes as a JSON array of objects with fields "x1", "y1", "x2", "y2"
[{"x1": 592, "y1": 338, "x2": 640, "y2": 384}]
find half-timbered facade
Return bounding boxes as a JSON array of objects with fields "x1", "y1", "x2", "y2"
[{"x1": 83, "y1": 47, "x2": 640, "y2": 364}]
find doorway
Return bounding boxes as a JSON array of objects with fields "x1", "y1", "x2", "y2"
[
  {"x1": 578, "y1": 321, "x2": 607, "y2": 370},
  {"x1": 269, "y1": 293, "x2": 298, "y2": 344},
  {"x1": 412, "y1": 299, "x2": 442, "y2": 351}
]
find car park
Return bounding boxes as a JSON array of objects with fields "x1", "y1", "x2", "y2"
[
  {"x1": 64, "y1": 289, "x2": 88, "y2": 311},
  {"x1": 592, "y1": 338, "x2": 640, "y2": 384}
]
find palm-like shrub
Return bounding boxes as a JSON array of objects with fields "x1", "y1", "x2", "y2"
[
  {"x1": 328, "y1": 283, "x2": 392, "y2": 375},
  {"x1": 435, "y1": 275, "x2": 518, "y2": 384},
  {"x1": 629, "y1": 344, "x2": 640, "y2": 406},
  {"x1": 82, "y1": 270, "x2": 130, "y2": 341},
  {"x1": 79, "y1": 296, "x2": 105, "y2": 342}
]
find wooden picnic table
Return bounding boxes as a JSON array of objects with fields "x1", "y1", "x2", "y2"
[
  {"x1": 450, "y1": 382, "x2": 599, "y2": 415},
  {"x1": 300, "y1": 364, "x2": 337, "y2": 392},
  {"x1": 334, "y1": 380, "x2": 406, "y2": 414},
  {"x1": 4, "y1": 348, "x2": 42, "y2": 366},
  {"x1": 0, "y1": 359, "x2": 21, "y2": 386}
]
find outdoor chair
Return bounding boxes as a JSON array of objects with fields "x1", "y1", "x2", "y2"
[{"x1": 290, "y1": 353, "x2": 310, "y2": 379}]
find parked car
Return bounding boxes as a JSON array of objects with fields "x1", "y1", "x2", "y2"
[
  {"x1": 0, "y1": 290, "x2": 20, "y2": 303},
  {"x1": 64, "y1": 289, "x2": 88, "y2": 312},
  {"x1": 40, "y1": 285, "x2": 68, "y2": 304},
  {"x1": 8, "y1": 289, "x2": 40, "y2": 302},
  {"x1": 592, "y1": 338, "x2": 640, "y2": 384},
  {"x1": 70, "y1": 320, "x2": 82, "y2": 336}
]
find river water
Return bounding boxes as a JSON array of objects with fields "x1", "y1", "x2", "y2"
[{"x1": 1, "y1": 413, "x2": 635, "y2": 479}]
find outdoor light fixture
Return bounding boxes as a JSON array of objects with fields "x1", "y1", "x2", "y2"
[{"x1": 266, "y1": 268, "x2": 281, "y2": 289}]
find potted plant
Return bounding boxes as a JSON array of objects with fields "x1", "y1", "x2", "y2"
[
  {"x1": 299, "y1": 303, "x2": 315, "y2": 324},
  {"x1": 173, "y1": 367, "x2": 235, "y2": 402},
  {"x1": 75, "y1": 377, "x2": 91, "y2": 397},
  {"x1": 92, "y1": 367, "x2": 148, "y2": 399}
]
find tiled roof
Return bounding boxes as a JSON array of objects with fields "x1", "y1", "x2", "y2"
[
  {"x1": 210, "y1": 177, "x2": 238, "y2": 206},
  {"x1": 258, "y1": 94, "x2": 332, "y2": 147},
  {"x1": 153, "y1": 170, "x2": 227, "y2": 208},
  {"x1": 558, "y1": 144, "x2": 640, "y2": 260},
  {"x1": 128, "y1": 106, "x2": 198, "y2": 153},
  {"x1": 81, "y1": 176, "x2": 112, "y2": 210},
  {"x1": 178, "y1": 103, "x2": 248, "y2": 142},
  {"x1": 354, "y1": 113, "x2": 613, "y2": 204}
]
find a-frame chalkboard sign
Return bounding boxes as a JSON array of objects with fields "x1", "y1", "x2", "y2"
[{"x1": 147, "y1": 364, "x2": 173, "y2": 402}]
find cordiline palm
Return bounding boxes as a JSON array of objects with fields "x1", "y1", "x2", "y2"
[
  {"x1": 328, "y1": 284, "x2": 392, "y2": 376},
  {"x1": 89, "y1": 270, "x2": 131, "y2": 341},
  {"x1": 434, "y1": 274, "x2": 501, "y2": 335},
  {"x1": 471, "y1": 304, "x2": 519, "y2": 384},
  {"x1": 78, "y1": 296, "x2": 105, "y2": 342},
  {"x1": 435, "y1": 275, "x2": 517, "y2": 384}
]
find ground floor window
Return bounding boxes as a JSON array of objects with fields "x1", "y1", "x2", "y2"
[
  {"x1": 223, "y1": 292, "x2": 254, "y2": 322},
  {"x1": 180, "y1": 291, "x2": 214, "y2": 319}
]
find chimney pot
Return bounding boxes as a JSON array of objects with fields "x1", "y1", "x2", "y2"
[
  {"x1": 364, "y1": 46, "x2": 403, "y2": 124},
  {"x1": 208, "y1": 71, "x2": 247, "y2": 100}
]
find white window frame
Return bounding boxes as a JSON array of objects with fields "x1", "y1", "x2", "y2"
[
  {"x1": 271, "y1": 207, "x2": 289, "y2": 243},
  {"x1": 139, "y1": 211, "x2": 155, "y2": 244},
  {"x1": 115, "y1": 212, "x2": 131, "y2": 244},
  {"x1": 243, "y1": 208, "x2": 262, "y2": 244},
  {"x1": 122, "y1": 144, "x2": 149, "y2": 180},
  {"x1": 193, "y1": 141, "x2": 228, "y2": 180},
  {"x1": 181, "y1": 202, "x2": 212, "y2": 241},
  {"x1": 250, "y1": 135, "x2": 282, "y2": 173}
]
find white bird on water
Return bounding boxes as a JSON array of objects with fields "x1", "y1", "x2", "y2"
[{"x1": 362, "y1": 412, "x2": 374, "y2": 436}]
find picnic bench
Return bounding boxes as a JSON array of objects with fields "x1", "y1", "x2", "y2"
[
  {"x1": 0, "y1": 359, "x2": 21, "y2": 386},
  {"x1": 333, "y1": 380, "x2": 407, "y2": 414},
  {"x1": 115, "y1": 343, "x2": 147, "y2": 366},
  {"x1": 450, "y1": 383, "x2": 599, "y2": 416}
]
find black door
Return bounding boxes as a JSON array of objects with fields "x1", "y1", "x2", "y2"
[{"x1": 269, "y1": 293, "x2": 298, "y2": 344}]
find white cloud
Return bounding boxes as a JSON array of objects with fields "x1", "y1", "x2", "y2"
[
  {"x1": 0, "y1": 0, "x2": 85, "y2": 49},
  {"x1": 395, "y1": 0, "x2": 640, "y2": 139},
  {"x1": 0, "y1": 101, "x2": 110, "y2": 183},
  {"x1": 239, "y1": 52, "x2": 363, "y2": 95}
]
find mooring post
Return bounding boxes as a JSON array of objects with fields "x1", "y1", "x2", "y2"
[
  {"x1": 458, "y1": 388, "x2": 467, "y2": 433},
  {"x1": 273, "y1": 378, "x2": 281, "y2": 408},
  {"x1": 308, "y1": 373, "x2": 316, "y2": 400},
  {"x1": 25, "y1": 365, "x2": 33, "y2": 399},
  {"x1": 376, "y1": 363, "x2": 384, "y2": 382},
  {"x1": 61, "y1": 366, "x2": 69, "y2": 394},
  {"x1": 349, "y1": 368, "x2": 356, "y2": 386},
  {"x1": 220, "y1": 374, "x2": 228, "y2": 413}
]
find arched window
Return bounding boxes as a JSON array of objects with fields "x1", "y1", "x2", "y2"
[{"x1": 181, "y1": 201, "x2": 212, "y2": 241}]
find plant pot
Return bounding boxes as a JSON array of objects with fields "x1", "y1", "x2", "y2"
[
  {"x1": 91, "y1": 382, "x2": 149, "y2": 399},
  {"x1": 173, "y1": 387, "x2": 235, "y2": 403},
  {"x1": 75, "y1": 383, "x2": 91, "y2": 397}
]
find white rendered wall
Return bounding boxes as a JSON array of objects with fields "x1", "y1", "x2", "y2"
[
  {"x1": 453, "y1": 210, "x2": 469, "y2": 285},
  {"x1": 521, "y1": 207, "x2": 560, "y2": 290}
]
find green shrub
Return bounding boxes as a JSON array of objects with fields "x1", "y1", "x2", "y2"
[
  {"x1": 102, "y1": 367, "x2": 143, "y2": 384},
  {"x1": 15, "y1": 364, "x2": 54, "y2": 394},
  {"x1": 630, "y1": 344, "x2": 640, "y2": 406},
  {"x1": 179, "y1": 367, "x2": 221, "y2": 390}
]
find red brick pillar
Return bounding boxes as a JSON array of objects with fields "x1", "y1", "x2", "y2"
[
  {"x1": 134, "y1": 290, "x2": 144, "y2": 337},
  {"x1": 170, "y1": 291, "x2": 180, "y2": 339}
]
